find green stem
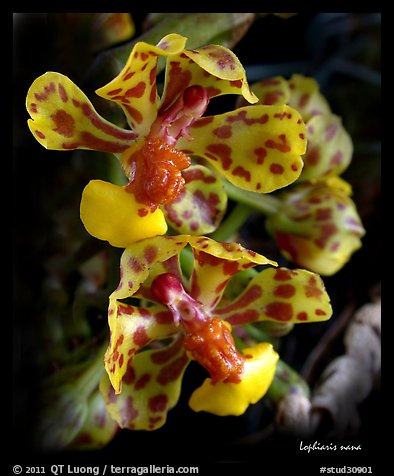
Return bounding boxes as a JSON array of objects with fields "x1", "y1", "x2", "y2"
[
  {"x1": 179, "y1": 247, "x2": 195, "y2": 278},
  {"x1": 210, "y1": 202, "x2": 254, "y2": 242},
  {"x1": 243, "y1": 323, "x2": 271, "y2": 342},
  {"x1": 223, "y1": 181, "x2": 281, "y2": 216},
  {"x1": 267, "y1": 359, "x2": 310, "y2": 405}
]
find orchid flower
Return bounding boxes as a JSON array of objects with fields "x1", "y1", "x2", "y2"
[
  {"x1": 26, "y1": 33, "x2": 307, "y2": 246},
  {"x1": 266, "y1": 178, "x2": 365, "y2": 276},
  {"x1": 233, "y1": 74, "x2": 364, "y2": 275},
  {"x1": 99, "y1": 234, "x2": 332, "y2": 430}
]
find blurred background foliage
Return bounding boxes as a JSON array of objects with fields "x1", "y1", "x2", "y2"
[{"x1": 13, "y1": 12, "x2": 380, "y2": 465}]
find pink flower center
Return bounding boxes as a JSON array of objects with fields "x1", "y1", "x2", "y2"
[{"x1": 150, "y1": 85, "x2": 209, "y2": 145}]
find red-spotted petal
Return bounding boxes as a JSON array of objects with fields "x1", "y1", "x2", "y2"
[
  {"x1": 112, "y1": 235, "x2": 189, "y2": 301},
  {"x1": 160, "y1": 43, "x2": 257, "y2": 112},
  {"x1": 162, "y1": 165, "x2": 227, "y2": 234},
  {"x1": 286, "y1": 74, "x2": 331, "y2": 121},
  {"x1": 105, "y1": 301, "x2": 177, "y2": 394},
  {"x1": 300, "y1": 113, "x2": 353, "y2": 181},
  {"x1": 26, "y1": 72, "x2": 136, "y2": 152},
  {"x1": 100, "y1": 337, "x2": 190, "y2": 430},
  {"x1": 178, "y1": 105, "x2": 306, "y2": 193},
  {"x1": 215, "y1": 267, "x2": 332, "y2": 325},
  {"x1": 187, "y1": 236, "x2": 276, "y2": 310},
  {"x1": 96, "y1": 33, "x2": 187, "y2": 135},
  {"x1": 247, "y1": 76, "x2": 290, "y2": 107},
  {"x1": 266, "y1": 180, "x2": 365, "y2": 276}
]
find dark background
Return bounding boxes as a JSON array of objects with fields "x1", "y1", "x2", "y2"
[{"x1": 13, "y1": 12, "x2": 381, "y2": 473}]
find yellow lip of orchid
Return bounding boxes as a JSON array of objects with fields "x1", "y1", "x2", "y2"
[
  {"x1": 189, "y1": 342, "x2": 279, "y2": 416},
  {"x1": 80, "y1": 180, "x2": 168, "y2": 248}
]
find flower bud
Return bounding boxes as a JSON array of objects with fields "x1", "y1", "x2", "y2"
[{"x1": 266, "y1": 180, "x2": 365, "y2": 275}]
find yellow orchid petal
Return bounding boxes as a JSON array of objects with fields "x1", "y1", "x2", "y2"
[
  {"x1": 80, "y1": 180, "x2": 167, "y2": 248},
  {"x1": 317, "y1": 175, "x2": 353, "y2": 195},
  {"x1": 96, "y1": 33, "x2": 187, "y2": 135},
  {"x1": 300, "y1": 113, "x2": 353, "y2": 181},
  {"x1": 250, "y1": 76, "x2": 290, "y2": 106},
  {"x1": 26, "y1": 72, "x2": 136, "y2": 152},
  {"x1": 179, "y1": 105, "x2": 306, "y2": 194},
  {"x1": 105, "y1": 235, "x2": 192, "y2": 394},
  {"x1": 160, "y1": 43, "x2": 257, "y2": 114},
  {"x1": 287, "y1": 74, "x2": 331, "y2": 121},
  {"x1": 216, "y1": 267, "x2": 332, "y2": 325},
  {"x1": 112, "y1": 235, "x2": 189, "y2": 300},
  {"x1": 187, "y1": 236, "x2": 276, "y2": 310},
  {"x1": 101, "y1": 338, "x2": 190, "y2": 430},
  {"x1": 162, "y1": 165, "x2": 228, "y2": 235},
  {"x1": 105, "y1": 301, "x2": 177, "y2": 394},
  {"x1": 189, "y1": 342, "x2": 278, "y2": 416}
]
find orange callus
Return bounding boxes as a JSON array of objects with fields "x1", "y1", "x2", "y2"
[{"x1": 124, "y1": 138, "x2": 191, "y2": 210}]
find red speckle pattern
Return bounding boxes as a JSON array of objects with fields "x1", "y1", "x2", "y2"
[
  {"x1": 324, "y1": 123, "x2": 338, "y2": 141},
  {"x1": 225, "y1": 308, "x2": 259, "y2": 326},
  {"x1": 297, "y1": 312, "x2": 308, "y2": 321},
  {"x1": 314, "y1": 223, "x2": 338, "y2": 249},
  {"x1": 160, "y1": 61, "x2": 192, "y2": 111},
  {"x1": 148, "y1": 394, "x2": 168, "y2": 412},
  {"x1": 330, "y1": 150, "x2": 343, "y2": 165},
  {"x1": 265, "y1": 302, "x2": 293, "y2": 321},
  {"x1": 183, "y1": 167, "x2": 216, "y2": 184},
  {"x1": 154, "y1": 310, "x2": 174, "y2": 325},
  {"x1": 305, "y1": 146, "x2": 320, "y2": 166},
  {"x1": 58, "y1": 83, "x2": 68, "y2": 103},
  {"x1": 128, "y1": 256, "x2": 143, "y2": 273},
  {"x1": 274, "y1": 284, "x2": 296, "y2": 298},
  {"x1": 304, "y1": 276, "x2": 323, "y2": 299},
  {"x1": 216, "y1": 284, "x2": 262, "y2": 315},
  {"x1": 270, "y1": 163, "x2": 285, "y2": 174},
  {"x1": 156, "y1": 353, "x2": 189, "y2": 385},
  {"x1": 51, "y1": 110, "x2": 75, "y2": 137},
  {"x1": 265, "y1": 138, "x2": 291, "y2": 153},
  {"x1": 206, "y1": 143, "x2": 233, "y2": 170},
  {"x1": 150, "y1": 339, "x2": 183, "y2": 364},
  {"x1": 254, "y1": 147, "x2": 267, "y2": 164},
  {"x1": 315, "y1": 309, "x2": 327, "y2": 316},
  {"x1": 274, "y1": 269, "x2": 294, "y2": 281},
  {"x1": 123, "y1": 365, "x2": 136, "y2": 385},
  {"x1": 232, "y1": 166, "x2": 251, "y2": 181},
  {"x1": 213, "y1": 125, "x2": 232, "y2": 139},
  {"x1": 144, "y1": 245, "x2": 158, "y2": 264},
  {"x1": 121, "y1": 397, "x2": 139, "y2": 428},
  {"x1": 133, "y1": 326, "x2": 150, "y2": 347},
  {"x1": 134, "y1": 373, "x2": 151, "y2": 390}
]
